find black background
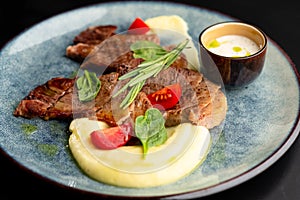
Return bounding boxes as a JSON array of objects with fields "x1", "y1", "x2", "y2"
[{"x1": 1, "y1": 0, "x2": 299, "y2": 199}]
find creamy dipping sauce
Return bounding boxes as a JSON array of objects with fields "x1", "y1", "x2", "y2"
[{"x1": 207, "y1": 35, "x2": 260, "y2": 57}]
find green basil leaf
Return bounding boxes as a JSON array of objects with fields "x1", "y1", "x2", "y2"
[
  {"x1": 147, "y1": 127, "x2": 168, "y2": 148},
  {"x1": 130, "y1": 40, "x2": 167, "y2": 61},
  {"x1": 76, "y1": 70, "x2": 101, "y2": 102},
  {"x1": 135, "y1": 108, "x2": 167, "y2": 157}
]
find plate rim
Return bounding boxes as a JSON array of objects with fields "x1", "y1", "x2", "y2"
[{"x1": 1, "y1": 0, "x2": 300, "y2": 199}]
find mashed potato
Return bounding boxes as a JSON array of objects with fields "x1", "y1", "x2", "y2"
[
  {"x1": 145, "y1": 15, "x2": 200, "y2": 70},
  {"x1": 69, "y1": 118, "x2": 211, "y2": 188}
]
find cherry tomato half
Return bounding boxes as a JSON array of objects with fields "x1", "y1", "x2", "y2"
[
  {"x1": 147, "y1": 83, "x2": 182, "y2": 110},
  {"x1": 90, "y1": 123, "x2": 132, "y2": 150},
  {"x1": 128, "y1": 17, "x2": 150, "y2": 34}
]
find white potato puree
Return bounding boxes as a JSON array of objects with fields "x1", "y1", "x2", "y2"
[
  {"x1": 69, "y1": 118, "x2": 211, "y2": 188},
  {"x1": 68, "y1": 15, "x2": 210, "y2": 188},
  {"x1": 208, "y1": 35, "x2": 260, "y2": 57},
  {"x1": 145, "y1": 15, "x2": 200, "y2": 70}
]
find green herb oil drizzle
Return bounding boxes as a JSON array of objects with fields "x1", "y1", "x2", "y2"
[
  {"x1": 208, "y1": 39, "x2": 220, "y2": 48},
  {"x1": 21, "y1": 123, "x2": 38, "y2": 135},
  {"x1": 37, "y1": 144, "x2": 58, "y2": 156}
]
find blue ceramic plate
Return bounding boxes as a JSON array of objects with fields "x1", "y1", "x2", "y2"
[{"x1": 0, "y1": 1, "x2": 299, "y2": 199}]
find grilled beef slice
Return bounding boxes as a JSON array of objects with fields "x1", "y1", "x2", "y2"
[
  {"x1": 79, "y1": 33, "x2": 160, "y2": 74},
  {"x1": 141, "y1": 63, "x2": 226, "y2": 129},
  {"x1": 14, "y1": 73, "x2": 115, "y2": 123},
  {"x1": 73, "y1": 25, "x2": 117, "y2": 45},
  {"x1": 66, "y1": 24, "x2": 160, "y2": 70},
  {"x1": 66, "y1": 25, "x2": 117, "y2": 62},
  {"x1": 13, "y1": 78, "x2": 75, "y2": 119},
  {"x1": 14, "y1": 64, "x2": 227, "y2": 129}
]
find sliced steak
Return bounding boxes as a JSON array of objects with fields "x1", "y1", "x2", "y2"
[
  {"x1": 140, "y1": 63, "x2": 224, "y2": 129},
  {"x1": 14, "y1": 64, "x2": 226, "y2": 129},
  {"x1": 14, "y1": 73, "x2": 120, "y2": 124},
  {"x1": 66, "y1": 25, "x2": 117, "y2": 62},
  {"x1": 81, "y1": 34, "x2": 160, "y2": 70},
  {"x1": 15, "y1": 30, "x2": 227, "y2": 129},
  {"x1": 65, "y1": 43, "x2": 95, "y2": 62},
  {"x1": 13, "y1": 77, "x2": 74, "y2": 119},
  {"x1": 73, "y1": 25, "x2": 117, "y2": 45},
  {"x1": 14, "y1": 72, "x2": 152, "y2": 127},
  {"x1": 66, "y1": 24, "x2": 160, "y2": 75},
  {"x1": 111, "y1": 51, "x2": 143, "y2": 76},
  {"x1": 128, "y1": 92, "x2": 153, "y2": 123}
]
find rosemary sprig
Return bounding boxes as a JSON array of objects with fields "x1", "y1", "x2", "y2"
[{"x1": 113, "y1": 39, "x2": 189, "y2": 109}]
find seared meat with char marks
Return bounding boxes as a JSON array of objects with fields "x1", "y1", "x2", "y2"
[
  {"x1": 13, "y1": 78, "x2": 74, "y2": 120},
  {"x1": 14, "y1": 63, "x2": 227, "y2": 129},
  {"x1": 73, "y1": 25, "x2": 117, "y2": 45},
  {"x1": 66, "y1": 25, "x2": 160, "y2": 70},
  {"x1": 66, "y1": 25, "x2": 117, "y2": 62},
  {"x1": 14, "y1": 24, "x2": 227, "y2": 129}
]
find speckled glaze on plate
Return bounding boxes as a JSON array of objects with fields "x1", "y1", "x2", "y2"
[{"x1": 0, "y1": 1, "x2": 299, "y2": 199}]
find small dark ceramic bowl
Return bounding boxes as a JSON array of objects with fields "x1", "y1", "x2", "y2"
[{"x1": 199, "y1": 21, "x2": 267, "y2": 88}]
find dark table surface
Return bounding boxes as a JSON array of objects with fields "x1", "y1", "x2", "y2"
[{"x1": 1, "y1": 0, "x2": 299, "y2": 199}]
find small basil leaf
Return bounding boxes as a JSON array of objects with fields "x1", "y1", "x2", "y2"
[
  {"x1": 76, "y1": 70, "x2": 101, "y2": 102},
  {"x1": 147, "y1": 127, "x2": 167, "y2": 148},
  {"x1": 135, "y1": 108, "x2": 167, "y2": 157},
  {"x1": 130, "y1": 40, "x2": 167, "y2": 61}
]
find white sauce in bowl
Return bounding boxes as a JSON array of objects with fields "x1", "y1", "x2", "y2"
[{"x1": 207, "y1": 35, "x2": 261, "y2": 57}]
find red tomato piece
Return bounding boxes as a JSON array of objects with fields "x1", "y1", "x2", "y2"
[
  {"x1": 128, "y1": 17, "x2": 150, "y2": 34},
  {"x1": 90, "y1": 123, "x2": 132, "y2": 150},
  {"x1": 147, "y1": 83, "x2": 182, "y2": 110}
]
